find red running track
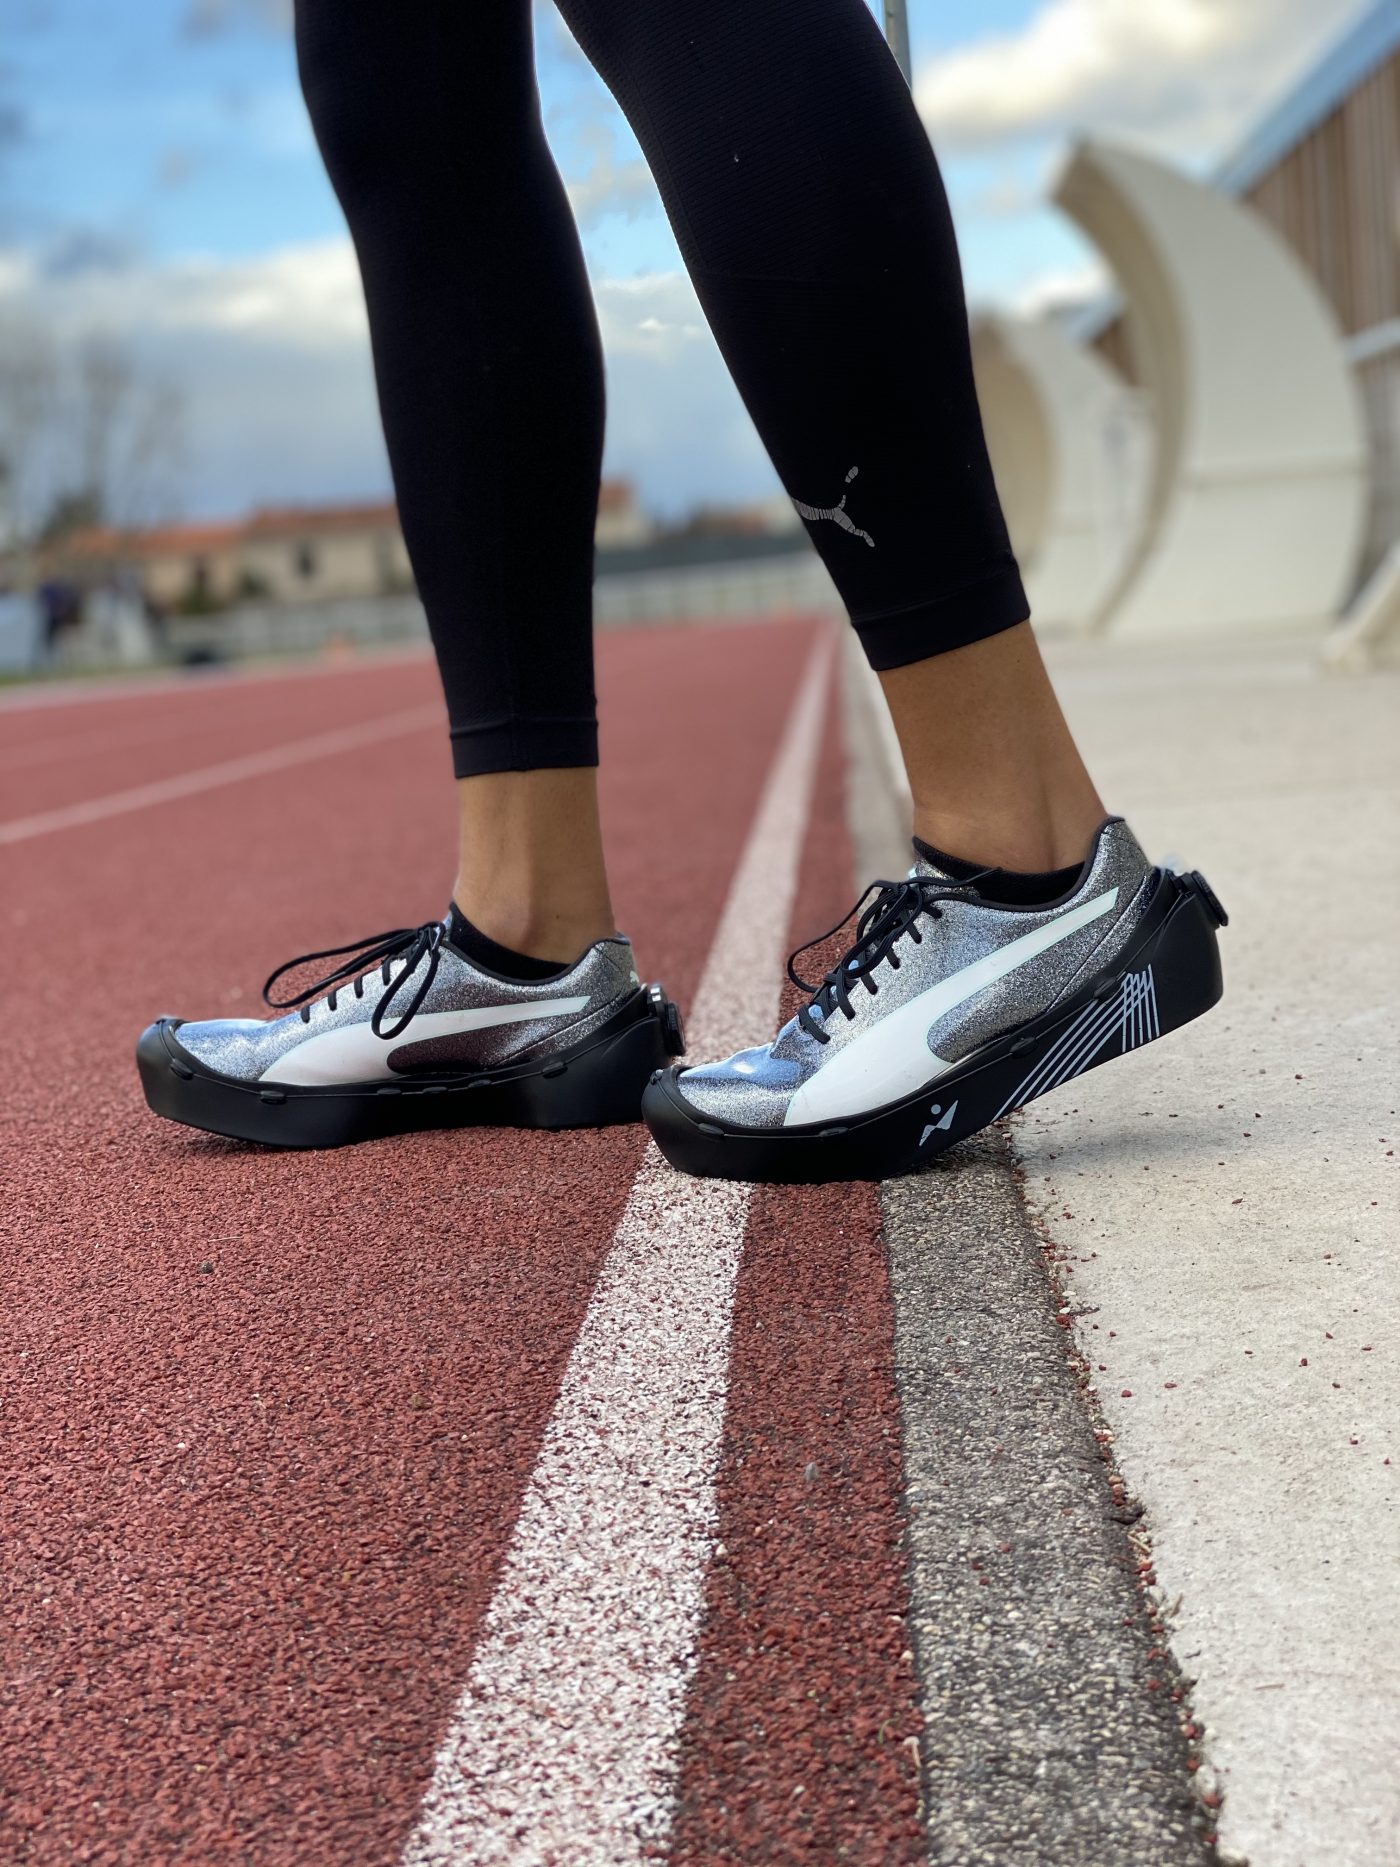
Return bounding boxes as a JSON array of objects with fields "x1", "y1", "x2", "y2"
[{"x1": 1, "y1": 621, "x2": 923, "y2": 1864}]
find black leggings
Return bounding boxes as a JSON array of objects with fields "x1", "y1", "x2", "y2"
[{"x1": 295, "y1": 0, "x2": 1026, "y2": 777}]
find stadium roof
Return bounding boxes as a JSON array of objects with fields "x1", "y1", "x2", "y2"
[
  {"x1": 1214, "y1": 0, "x2": 1400, "y2": 196},
  {"x1": 1066, "y1": 1, "x2": 1398, "y2": 344}
]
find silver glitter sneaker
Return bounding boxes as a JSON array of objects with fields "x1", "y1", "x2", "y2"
[
  {"x1": 643, "y1": 817, "x2": 1226, "y2": 1183},
  {"x1": 138, "y1": 917, "x2": 684, "y2": 1148}
]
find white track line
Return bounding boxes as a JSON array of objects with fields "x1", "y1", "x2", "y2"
[
  {"x1": 402, "y1": 628, "x2": 835, "y2": 1867},
  {"x1": 0, "y1": 643, "x2": 431, "y2": 713},
  {"x1": 0, "y1": 712, "x2": 269, "y2": 776},
  {"x1": 0, "y1": 704, "x2": 443, "y2": 846}
]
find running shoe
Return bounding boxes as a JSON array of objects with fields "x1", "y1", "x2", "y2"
[
  {"x1": 138, "y1": 917, "x2": 683, "y2": 1148},
  {"x1": 643, "y1": 817, "x2": 1226, "y2": 1183}
]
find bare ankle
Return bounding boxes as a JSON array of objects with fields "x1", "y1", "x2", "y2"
[
  {"x1": 452, "y1": 889, "x2": 616, "y2": 967},
  {"x1": 454, "y1": 767, "x2": 617, "y2": 966},
  {"x1": 911, "y1": 797, "x2": 1104, "y2": 874},
  {"x1": 878, "y1": 619, "x2": 1107, "y2": 876}
]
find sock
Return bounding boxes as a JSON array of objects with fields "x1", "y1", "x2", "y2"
[
  {"x1": 911, "y1": 837, "x2": 1082, "y2": 908},
  {"x1": 445, "y1": 903, "x2": 570, "y2": 982}
]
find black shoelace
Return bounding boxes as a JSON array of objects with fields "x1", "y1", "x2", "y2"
[
  {"x1": 263, "y1": 921, "x2": 446, "y2": 1042},
  {"x1": 788, "y1": 869, "x2": 992, "y2": 1045}
]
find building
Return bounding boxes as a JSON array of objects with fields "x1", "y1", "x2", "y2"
[
  {"x1": 1092, "y1": 1, "x2": 1400, "y2": 585},
  {"x1": 594, "y1": 479, "x2": 652, "y2": 549},
  {"x1": 1216, "y1": 1, "x2": 1400, "y2": 579},
  {"x1": 65, "y1": 519, "x2": 247, "y2": 608},
  {"x1": 62, "y1": 478, "x2": 651, "y2": 610},
  {"x1": 237, "y1": 502, "x2": 412, "y2": 603}
]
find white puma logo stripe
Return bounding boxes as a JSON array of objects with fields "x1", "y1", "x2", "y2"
[
  {"x1": 261, "y1": 997, "x2": 590, "y2": 1087},
  {"x1": 792, "y1": 465, "x2": 875, "y2": 547},
  {"x1": 783, "y1": 889, "x2": 1118, "y2": 1127}
]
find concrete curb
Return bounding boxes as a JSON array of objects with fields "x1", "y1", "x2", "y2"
[{"x1": 840, "y1": 641, "x2": 1217, "y2": 1865}]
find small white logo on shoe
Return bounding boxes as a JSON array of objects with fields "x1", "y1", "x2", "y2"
[
  {"x1": 919, "y1": 1100, "x2": 958, "y2": 1148},
  {"x1": 793, "y1": 465, "x2": 875, "y2": 548}
]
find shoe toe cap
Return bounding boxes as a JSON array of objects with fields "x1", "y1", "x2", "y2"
[
  {"x1": 675, "y1": 1044, "x2": 802, "y2": 1129},
  {"x1": 164, "y1": 1016, "x2": 271, "y2": 1079}
]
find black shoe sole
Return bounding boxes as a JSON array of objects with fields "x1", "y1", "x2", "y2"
[
  {"x1": 138, "y1": 985, "x2": 685, "y2": 1149},
  {"x1": 643, "y1": 868, "x2": 1227, "y2": 1185}
]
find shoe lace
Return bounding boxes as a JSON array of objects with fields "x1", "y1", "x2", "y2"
[
  {"x1": 262, "y1": 921, "x2": 446, "y2": 1042},
  {"x1": 787, "y1": 869, "x2": 992, "y2": 1045}
]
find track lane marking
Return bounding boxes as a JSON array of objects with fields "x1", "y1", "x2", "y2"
[
  {"x1": 0, "y1": 644, "x2": 432, "y2": 714},
  {"x1": 401, "y1": 627, "x2": 834, "y2": 1867},
  {"x1": 0, "y1": 704, "x2": 443, "y2": 846}
]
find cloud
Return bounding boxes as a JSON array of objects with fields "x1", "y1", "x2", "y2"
[
  {"x1": 0, "y1": 237, "x2": 381, "y2": 518},
  {"x1": 0, "y1": 239, "x2": 773, "y2": 521},
  {"x1": 216, "y1": 84, "x2": 316, "y2": 159},
  {"x1": 594, "y1": 272, "x2": 708, "y2": 355},
  {"x1": 156, "y1": 146, "x2": 198, "y2": 190},
  {"x1": 564, "y1": 123, "x2": 658, "y2": 229},
  {"x1": 0, "y1": 100, "x2": 27, "y2": 153},
  {"x1": 915, "y1": 0, "x2": 1368, "y2": 160},
  {"x1": 0, "y1": 236, "x2": 370, "y2": 348},
  {"x1": 591, "y1": 274, "x2": 770, "y2": 514},
  {"x1": 182, "y1": 0, "x2": 291, "y2": 38},
  {"x1": 536, "y1": 0, "x2": 593, "y2": 69},
  {"x1": 39, "y1": 228, "x2": 141, "y2": 281}
]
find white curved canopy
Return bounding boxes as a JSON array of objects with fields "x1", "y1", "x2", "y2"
[
  {"x1": 971, "y1": 311, "x2": 1152, "y2": 635},
  {"x1": 1054, "y1": 140, "x2": 1371, "y2": 638}
]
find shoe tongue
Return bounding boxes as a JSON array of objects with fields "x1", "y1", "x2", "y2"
[
  {"x1": 910, "y1": 852, "x2": 984, "y2": 901},
  {"x1": 910, "y1": 852, "x2": 957, "y2": 883},
  {"x1": 910, "y1": 835, "x2": 983, "y2": 889}
]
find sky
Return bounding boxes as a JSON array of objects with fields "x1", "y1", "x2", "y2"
[{"x1": 0, "y1": 0, "x2": 1369, "y2": 525}]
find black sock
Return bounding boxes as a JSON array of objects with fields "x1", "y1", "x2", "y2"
[
  {"x1": 911, "y1": 837, "x2": 1082, "y2": 908},
  {"x1": 445, "y1": 904, "x2": 570, "y2": 982}
]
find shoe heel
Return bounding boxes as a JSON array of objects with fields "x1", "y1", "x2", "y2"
[
  {"x1": 519, "y1": 989, "x2": 683, "y2": 1128},
  {"x1": 1139, "y1": 870, "x2": 1225, "y2": 1039},
  {"x1": 980, "y1": 868, "x2": 1225, "y2": 1132}
]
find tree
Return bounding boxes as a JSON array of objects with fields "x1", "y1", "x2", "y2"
[
  {"x1": 0, "y1": 318, "x2": 58, "y2": 548},
  {"x1": 0, "y1": 320, "x2": 186, "y2": 552}
]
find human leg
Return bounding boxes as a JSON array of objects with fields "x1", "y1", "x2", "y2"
[
  {"x1": 297, "y1": 0, "x2": 616, "y2": 958},
  {"x1": 559, "y1": 0, "x2": 1227, "y2": 1176},
  {"x1": 879, "y1": 625, "x2": 1106, "y2": 874},
  {"x1": 136, "y1": 0, "x2": 683, "y2": 1146}
]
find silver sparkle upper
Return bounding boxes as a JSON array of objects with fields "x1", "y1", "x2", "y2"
[
  {"x1": 676, "y1": 818, "x2": 1155, "y2": 1129},
  {"x1": 172, "y1": 922, "x2": 641, "y2": 1084}
]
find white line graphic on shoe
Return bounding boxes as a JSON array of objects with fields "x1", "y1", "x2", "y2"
[
  {"x1": 792, "y1": 464, "x2": 875, "y2": 547},
  {"x1": 993, "y1": 965, "x2": 1157, "y2": 1122}
]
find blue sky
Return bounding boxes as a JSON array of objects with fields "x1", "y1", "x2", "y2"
[
  {"x1": 0, "y1": 0, "x2": 1364, "y2": 522},
  {"x1": 4, "y1": 0, "x2": 1070, "y2": 283}
]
